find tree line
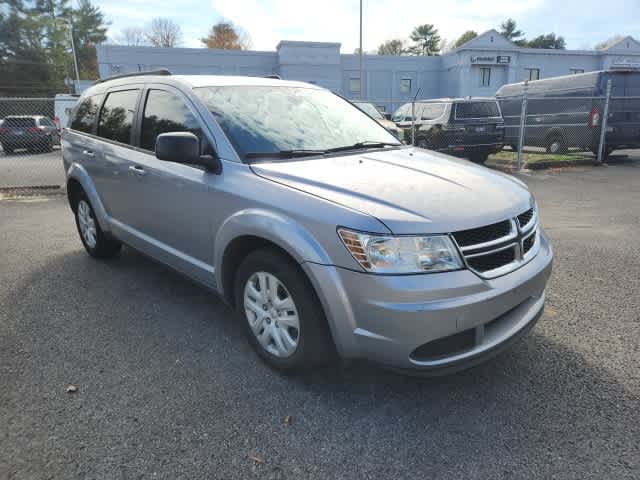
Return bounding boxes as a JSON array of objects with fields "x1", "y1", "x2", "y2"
[
  {"x1": 0, "y1": 0, "x2": 251, "y2": 97},
  {"x1": 377, "y1": 19, "x2": 568, "y2": 56},
  {"x1": 0, "y1": 0, "x2": 107, "y2": 96}
]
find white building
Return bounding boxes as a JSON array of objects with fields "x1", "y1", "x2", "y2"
[{"x1": 96, "y1": 30, "x2": 640, "y2": 113}]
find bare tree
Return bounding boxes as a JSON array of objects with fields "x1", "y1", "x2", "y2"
[
  {"x1": 377, "y1": 39, "x2": 404, "y2": 55},
  {"x1": 595, "y1": 35, "x2": 625, "y2": 50},
  {"x1": 146, "y1": 18, "x2": 182, "y2": 48},
  {"x1": 201, "y1": 21, "x2": 251, "y2": 50},
  {"x1": 117, "y1": 27, "x2": 146, "y2": 46}
]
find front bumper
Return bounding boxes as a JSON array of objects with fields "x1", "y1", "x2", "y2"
[{"x1": 303, "y1": 229, "x2": 553, "y2": 374}]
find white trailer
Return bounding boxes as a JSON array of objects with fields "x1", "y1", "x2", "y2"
[{"x1": 54, "y1": 94, "x2": 80, "y2": 131}]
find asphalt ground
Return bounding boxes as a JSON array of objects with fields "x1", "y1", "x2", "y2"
[{"x1": 1, "y1": 163, "x2": 639, "y2": 479}]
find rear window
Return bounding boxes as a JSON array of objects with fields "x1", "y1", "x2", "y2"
[
  {"x1": 4, "y1": 117, "x2": 36, "y2": 127},
  {"x1": 98, "y1": 90, "x2": 140, "y2": 145},
  {"x1": 455, "y1": 101, "x2": 500, "y2": 119},
  {"x1": 71, "y1": 94, "x2": 104, "y2": 133}
]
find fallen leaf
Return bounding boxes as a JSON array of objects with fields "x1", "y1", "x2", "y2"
[
  {"x1": 66, "y1": 385, "x2": 78, "y2": 393},
  {"x1": 248, "y1": 454, "x2": 265, "y2": 464},
  {"x1": 284, "y1": 415, "x2": 293, "y2": 426}
]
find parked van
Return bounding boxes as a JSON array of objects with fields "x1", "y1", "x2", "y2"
[
  {"x1": 496, "y1": 69, "x2": 640, "y2": 157},
  {"x1": 392, "y1": 98, "x2": 504, "y2": 163}
]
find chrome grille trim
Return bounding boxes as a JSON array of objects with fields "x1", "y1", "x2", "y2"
[
  {"x1": 452, "y1": 205, "x2": 539, "y2": 279},
  {"x1": 459, "y1": 219, "x2": 517, "y2": 253}
]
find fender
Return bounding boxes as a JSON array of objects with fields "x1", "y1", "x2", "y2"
[
  {"x1": 66, "y1": 162, "x2": 112, "y2": 233},
  {"x1": 213, "y1": 208, "x2": 333, "y2": 293}
]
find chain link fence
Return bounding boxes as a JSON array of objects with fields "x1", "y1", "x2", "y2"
[
  {"x1": 354, "y1": 83, "x2": 640, "y2": 169},
  {"x1": 2, "y1": 87, "x2": 638, "y2": 193},
  {"x1": 0, "y1": 97, "x2": 67, "y2": 193}
]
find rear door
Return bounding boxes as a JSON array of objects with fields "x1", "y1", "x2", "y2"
[
  {"x1": 452, "y1": 101, "x2": 504, "y2": 146},
  {"x1": 92, "y1": 87, "x2": 143, "y2": 222}
]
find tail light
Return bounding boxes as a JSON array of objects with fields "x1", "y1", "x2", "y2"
[
  {"x1": 27, "y1": 126, "x2": 45, "y2": 133},
  {"x1": 0, "y1": 127, "x2": 7, "y2": 134},
  {"x1": 590, "y1": 107, "x2": 600, "y2": 128}
]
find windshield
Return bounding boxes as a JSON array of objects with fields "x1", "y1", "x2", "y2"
[
  {"x1": 354, "y1": 102, "x2": 384, "y2": 120},
  {"x1": 193, "y1": 86, "x2": 400, "y2": 160}
]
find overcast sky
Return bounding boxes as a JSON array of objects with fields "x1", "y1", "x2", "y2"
[{"x1": 100, "y1": 0, "x2": 640, "y2": 51}]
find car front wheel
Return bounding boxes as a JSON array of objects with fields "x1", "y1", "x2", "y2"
[{"x1": 234, "y1": 248, "x2": 334, "y2": 371}]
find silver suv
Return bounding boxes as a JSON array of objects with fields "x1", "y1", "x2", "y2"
[{"x1": 62, "y1": 71, "x2": 553, "y2": 375}]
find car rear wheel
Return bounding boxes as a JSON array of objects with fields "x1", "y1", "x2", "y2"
[
  {"x1": 1, "y1": 144, "x2": 13, "y2": 154},
  {"x1": 546, "y1": 134, "x2": 567, "y2": 154},
  {"x1": 74, "y1": 195, "x2": 122, "y2": 258},
  {"x1": 234, "y1": 247, "x2": 334, "y2": 371}
]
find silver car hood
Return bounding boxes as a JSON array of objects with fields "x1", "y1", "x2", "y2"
[{"x1": 251, "y1": 147, "x2": 533, "y2": 234}]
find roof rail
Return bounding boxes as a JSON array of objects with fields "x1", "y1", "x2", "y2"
[
  {"x1": 93, "y1": 69, "x2": 172, "y2": 85},
  {"x1": 264, "y1": 74, "x2": 281, "y2": 79}
]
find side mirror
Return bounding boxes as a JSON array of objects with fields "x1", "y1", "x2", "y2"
[{"x1": 155, "y1": 132, "x2": 222, "y2": 174}]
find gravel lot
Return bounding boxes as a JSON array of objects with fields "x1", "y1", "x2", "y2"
[{"x1": 1, "y1": 164, "x2": 639, "y2": 479}]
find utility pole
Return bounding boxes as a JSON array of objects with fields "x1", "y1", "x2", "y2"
[
  {"x1": 67, "y1": 19, "x2": 81, "y2": 93},
  {"x1": 359, "y1": 0, "x2": 363, "y2": 99}
]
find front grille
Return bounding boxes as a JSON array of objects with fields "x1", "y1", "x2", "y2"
[
  {"x1": 517, "y1": 208, "x2": 534, "y2": 229},
  {"x1": 452, "y1": 220, "x2": 512, "y2": 247},
  {"x1": 467, "y1": 247, "x2": 516, "y2": 272},
  {"x1": 452, "y1": 206, "x2": 538, "y2": 278},
  {"x1": 523, "y1": 233, "x2": 536, "y2": 254}
]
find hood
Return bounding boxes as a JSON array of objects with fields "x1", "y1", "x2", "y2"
[{"x1": 251, "y1": 147, "x2": 533, "y2": 234}]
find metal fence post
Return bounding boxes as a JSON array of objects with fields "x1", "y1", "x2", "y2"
[
  {"x1": 597, "y1": 79, "x2": 612, "y2": 164},
  {"x1": 411, "y1": 87, "x2": 422, "y2": 146},
  {"x1": 411, "y1": 101, "x2": 415, "y2": 145},
  {"x1": 516, "y1": 81, "x2": 529, "y2": 171}
]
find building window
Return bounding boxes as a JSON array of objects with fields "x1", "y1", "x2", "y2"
[
  {"x1": 400, "y1": 78, "x2": 412, "y2": 94},
  {"x1": 525, "y1": 68, "x2": 540, "y2": 81},
  {"x1": 376, "y1": 105, "x2": 386, "y2": 112},
  {"x1": 570, "y1": 68, "x2": 584, "y2": 75},
  {"x1": 480, "y1": 67, "x2": 491, "y2": 87},
  {"x1": 349, "y1": 78, "x2": 361, "y2": 94}
]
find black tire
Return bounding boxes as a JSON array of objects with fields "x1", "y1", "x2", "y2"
[
  {"x1": 234, "y1": 247, "x2": 335, "y2": 372},
  {"x1": 469, "y1": 151, "x2": 489, "y2": 164},
  {"x1": 73, "y1": 193, "x2": 122, "y2": 258},
  {"x1": 546, "y1": 134, "x2": 567, "y2": 154},
  {"x1": 2, "y1": 144, "x2": 13, "y2": 154}
]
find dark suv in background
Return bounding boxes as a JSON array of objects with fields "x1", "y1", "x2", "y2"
[
  {"x1": 0, "y1": 115, "x2": 60, "y2": 154},
  {"x1": 392, "y1": 98, "x2": 504, "y2": 163}
]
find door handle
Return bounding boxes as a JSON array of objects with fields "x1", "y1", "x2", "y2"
[
  {"x1": 129, "y1": 165, "x2": 147, "y2": 176},
  {"x1": 82, "y1": 149, "x2": 95, "y2": 157}
]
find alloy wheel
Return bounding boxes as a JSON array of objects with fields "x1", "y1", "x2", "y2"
[
  {"x1": 243, "y1": 271, "x2": 300, "y2": 358},
  {"x1": 77, "y1": 200, "x2": 97, "y2": 249}
]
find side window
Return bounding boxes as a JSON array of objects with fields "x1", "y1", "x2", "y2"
[
  {"x1": 391, "y1": 104, "x2": 407, "y2": 122},
  {"x1": 421, "y1": 104, "x2": 445, "y2": 120},
  {"x1": 70, "y1": 94, "x2": 104, "y2": 133},
  {"x1": 140, "y1": 89, "x2": 210, "y2": 153},
  {"x1": 97, "y1": 90, "x2": 139, "y2": 145}
]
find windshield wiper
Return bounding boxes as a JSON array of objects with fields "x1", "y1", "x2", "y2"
[
  {"x1": 245, "y1": 149, "x2": 326, "y2": 160},
  {"x1": 324, "y1": 141, "x2": 401, "y2": 153}
]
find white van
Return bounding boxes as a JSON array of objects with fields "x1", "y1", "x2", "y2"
[{"x1": 54, "y1": 94, "x2": 80, "y2": 131}]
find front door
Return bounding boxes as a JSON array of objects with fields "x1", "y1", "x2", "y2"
[{"x1": 115, "y1": 86, "x2": 219, "y2": 286}]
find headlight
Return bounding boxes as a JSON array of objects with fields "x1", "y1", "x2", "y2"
[{"x1": 338, "y1": 228, "x2": 463, "y2": 274}]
